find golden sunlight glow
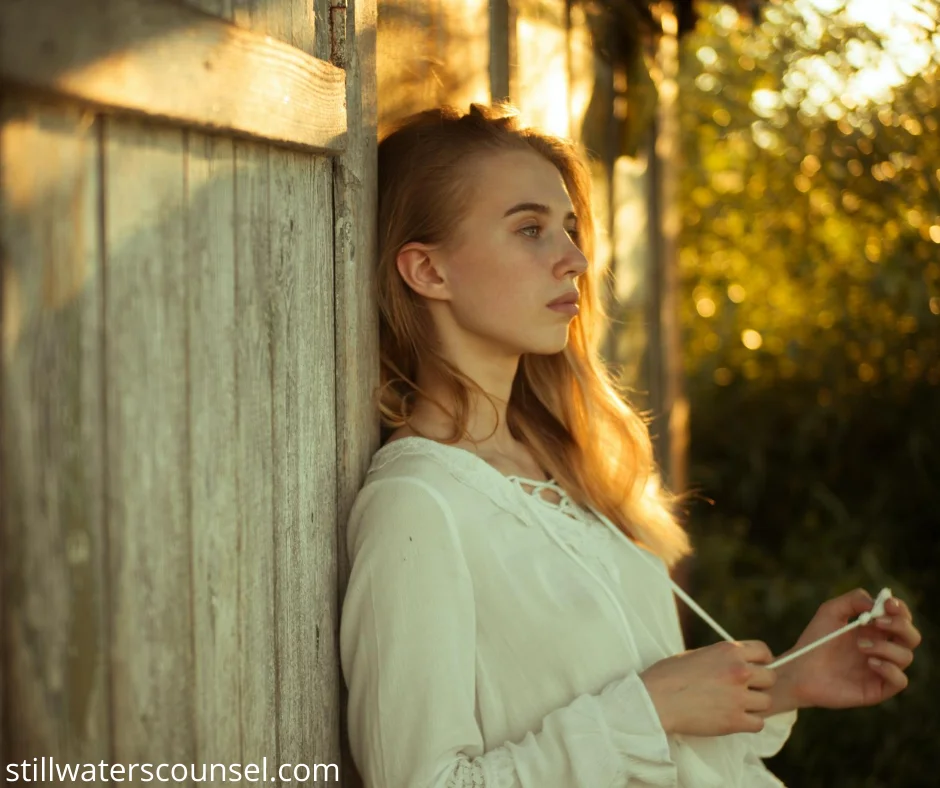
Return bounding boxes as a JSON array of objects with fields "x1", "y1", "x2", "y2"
[
  {"x1": 696, "y1": 297, "x2": 717, "y2": 317},
  {"x1": 742, "y1": 329, "x2": 763, "y2": 349},
  {"x1": 752, "y1": 0, "x2": 940, "y2": 120},
  {"x1": 516, "y1": 13, "x2": 570, "y2": 137},
  {"x1": 613, "y1": 156, "x2": 649, "y2": 302}
]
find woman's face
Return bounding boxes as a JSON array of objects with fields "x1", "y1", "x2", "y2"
[{"x1": 422, "y1": 148, "x2": 589, "y2": 359}]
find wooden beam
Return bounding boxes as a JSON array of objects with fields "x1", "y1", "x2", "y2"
[{"x1": 0, "y1": 0, "x2": 347, "y2": 154}]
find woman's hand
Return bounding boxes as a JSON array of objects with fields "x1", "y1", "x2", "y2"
[
  {"x1": 771, "y1": 588, "x2": 921, "y2": 713},
  {"x1": 640, "y1": 640, "x2": 778, "y2": 737}
]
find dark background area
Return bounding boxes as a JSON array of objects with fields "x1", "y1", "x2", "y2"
[{"x1": 675, "y1": 3, "x2": 939, "y2": 785}]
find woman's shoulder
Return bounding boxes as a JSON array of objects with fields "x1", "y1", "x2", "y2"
[
  {"x1": 365, "y1": 430, "x2": 480, "y2": 485},
  {"x1": 353, "y1": 433, "x2": 472, "y2": 511},
  {"x1": 368, "y1": 432, "x2": 451, "y2": 478},
  {"x1": 355, "y1": 430, "x2": 531, "y2": 532},
  {"x1": 346, "y1": 435, "x2": 475, "y2": 556}
]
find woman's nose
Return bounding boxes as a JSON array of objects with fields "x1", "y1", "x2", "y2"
[{"x1": 557, "y1": 243, "x2": 588, "y2": 279}]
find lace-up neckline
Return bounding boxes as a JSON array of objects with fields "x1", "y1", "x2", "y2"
[
  {"x1": 505, "y1": 476, "x2": 583, "y2": 520},
  {"x1": 376, "y1": 436, "x2": 583, "y2": 508}
]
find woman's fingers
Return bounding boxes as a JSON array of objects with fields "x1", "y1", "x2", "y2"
[
  {"x1": 886, "y1": 596, "x2": 914, "y2": 623},
  {"x1": 746, "y1": 665, "x2": 778, "y2": 690},
  {"x1": 858, "y1": 636, "x2": 914, "y2": 669},
  {"x1": 866, "y1": 655, "x2": 909, "y2": 694},
  {"x1": 744, "y1": 689, "x2": 772, "y2": 714},
  {"x1": 874, "y1": 615, "x2": 922, "y2": 650},
  {"x1": 738, "y1": 640, "x2": 774, "y2": 664}
]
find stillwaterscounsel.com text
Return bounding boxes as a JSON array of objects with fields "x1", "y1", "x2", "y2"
[{"x1": 6, "y1": 757, "x2": 339, "y2": 783}]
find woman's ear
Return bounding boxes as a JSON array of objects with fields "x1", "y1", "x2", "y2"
[{"x1": 396, "y1": 243, "x2": 451, "y2": 301}]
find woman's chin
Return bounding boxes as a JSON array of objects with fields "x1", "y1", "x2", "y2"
[{"x1": 526, "y1": 330, "x2": 571, "y2": 356}]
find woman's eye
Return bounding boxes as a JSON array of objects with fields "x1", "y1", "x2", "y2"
[{"x1": 519, "y1": 225, "x2": 579, "y2": 240}]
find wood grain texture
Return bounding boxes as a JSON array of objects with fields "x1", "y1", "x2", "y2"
[
  {"x1": 267, "y1": 147, "x2": 336, "y2": 782},
  {"x1": 314, "y1": 0, "x2": 332, "y2": 62},
  {"x1": 186, "y1": 131, "x2": 241, "y2": 770},
  {"x1": 290, "y1": 0, "x2": 316, "y2": 57},
  {"x1": 1, "y1": 97, "x2": 110, "y2": 786},
  {"x1": 1, "y1": 0, "x2": 347, "y2": 154},
  {"x1": 232, "y1": 139, "x2": 278, "y2": 770},
  {"x1": 103, "y1": 115, "x2": 195, "y2": 768},
  {"x1": 183, "y1": 0, "x2": 234, "y2": 20},
  {"x1": 334, "y1": 0, "x2": 378, "y2": 586},
  {"x1": 233, "y1": 0, "x2": 292, "y2": 45},
  {"x1": 296, "y1": 154, "x2": 340, "y2": 769},
  {"x1": 334, "y1": 0, "x2": 378, "y2": 784}
]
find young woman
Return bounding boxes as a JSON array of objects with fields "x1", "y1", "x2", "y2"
[{"x1": 338, "y1": 103, "x2": 921, "y2": 788}]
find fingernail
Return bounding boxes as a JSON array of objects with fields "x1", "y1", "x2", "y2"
[
  {"x1": 877, "y1": 616, "x2": 892, "y2": 626},
  {"x1": 868, "y1": 657, "x2": 883, "y2": 666},
  {"x1": 858, "y1": 638, "x2": 874, "y2": 649},
  {"x1": 887, "y1": 598, "x2": 899, "y2": 612}
]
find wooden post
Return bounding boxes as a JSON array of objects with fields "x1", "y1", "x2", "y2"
[
  {"x1": 333, "y1": 0, "x2": 378, "y2": 784},
  {"x1": 648, "y1": 1, "x2": 687, "y2": 497}
]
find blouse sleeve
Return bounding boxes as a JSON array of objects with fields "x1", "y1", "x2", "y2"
[
  {"x1": 741, "y1": 709, "x2": 798, "y2": 758},
  {"x1": 340, "y1": 476, "x2": 678, "y2": 788}
]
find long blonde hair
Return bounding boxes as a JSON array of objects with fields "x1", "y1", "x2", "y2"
[{"x1": 375, "y1": 102, "x2": 691, "y2": 567}]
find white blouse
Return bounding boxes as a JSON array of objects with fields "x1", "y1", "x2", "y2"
[{"x1": 340, "y1": 436, "x2": 797, "y2": 788}]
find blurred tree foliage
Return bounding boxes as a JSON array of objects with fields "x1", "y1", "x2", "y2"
[{"x1": 676, "y1": 2, "x2": 940, "y2": 785}]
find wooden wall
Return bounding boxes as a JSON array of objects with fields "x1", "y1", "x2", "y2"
[{"x1": 1, "y1": 0, "x2": 377, "y2": 784}]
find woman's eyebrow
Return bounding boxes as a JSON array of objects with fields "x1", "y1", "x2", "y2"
[{"x1": 502, "y1": 201, "x2": 577, "y2": 221}]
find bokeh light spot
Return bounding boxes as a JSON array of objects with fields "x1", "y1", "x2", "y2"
[{"x1": 742, "y1": 329, "x2": 763, "y2": 349}]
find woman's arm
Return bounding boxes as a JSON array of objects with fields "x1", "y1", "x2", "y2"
[{"x1": 340, "y1": 477, "x2": 678, "y2": 788}]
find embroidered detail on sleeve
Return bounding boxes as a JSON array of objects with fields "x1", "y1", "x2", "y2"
[
  {"x1": 445, "y1": 757, "x2": 485, "y2": 787},
  {"x1": 445, "y1": 750, "x2": 514, "y2": 788}
]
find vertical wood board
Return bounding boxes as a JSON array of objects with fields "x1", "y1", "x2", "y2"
[
  {"x1": 103, "y1": 115, "x2": 195, "y2": 769},
  {"x1": 1, "y1": 97, "x2": 110, "y2": 786},
  {"x1": 232, "y1": 139, "x2": 278, "y2": 768},
  {"x1": 186, "y1": 130, "x2": 241, "y2": 770}
]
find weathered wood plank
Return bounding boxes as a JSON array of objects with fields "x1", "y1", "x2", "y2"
[
  {"x1": 334, "y1": 0, "x2": 378, "y2": 589},
  {"x1": 295, "y1": 153, "x2": 340, "y2": 766},
  {"x1": 314, "y1": 0, "x2": 332, "y2": 62},
  {"x1": 186, "y1": 131, "x2": 240, "y2": 770},
  {"x1": 334, "y1": 0, "x2": 378, "y2": 783},
  {"x1": 267, "y1": 146, "x2": 310, "y2": 783},
  {"x1": 290, "y1": 0, "x2": 316, "y2": 57},
  {"x1": 1, "y1": 97, "x2": 110, "y2": 787},
  {"x1": 1, "y1": 0, "x2": 347, "y2": 154},
  {"x1": 103, "y1": 115, "x2": 195, "y2": 769},
  {"x1": 232, "y1": 0, "x2": 290, "y2": 42},
  {"x1": 233, "y1": 0, "x2": 316, "y2": 62},
  {"x1": 232, "y1": 139, "x2": 278, "y2": 769},
  {"x1": 183, "y1": 0, "x2": 234, "y2": 20}
]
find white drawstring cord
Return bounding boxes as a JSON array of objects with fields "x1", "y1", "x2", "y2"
[
  {"x1": 588, "y1": 503, "x2": 737, "y2": 643},
  {"x1": 586, "y1": 504, "x2": 895, "y2": 673},
  {"x1": 667, "y1": 582, "x2": 737, "y2": 643},
  {"x1": 767, "y1": 587, "x2": 893, "y2": 669}
]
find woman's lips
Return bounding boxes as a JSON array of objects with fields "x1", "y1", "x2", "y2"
[{"x1": 547, "y1": 302, "x2": 579, "y2": 316}]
